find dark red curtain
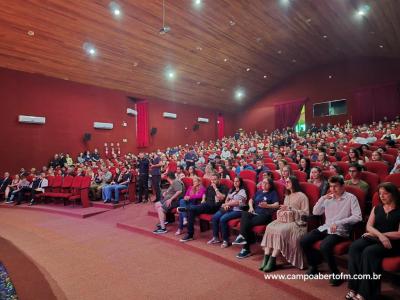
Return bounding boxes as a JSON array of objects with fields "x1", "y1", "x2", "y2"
[
  {"x1": 352, "y1": 82, "x2": 400, "y2": 125},
  {"x1": 136, "y1": 101, "x2": 149, "y2": 148},
  {"x1": 274, "y1": 98, "x2": 307, "y2": 130},
  {"x1": 217, "y1": 114, "x2": 224, "y2": 139}
]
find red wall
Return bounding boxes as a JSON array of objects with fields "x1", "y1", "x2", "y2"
[
  {"x1": 236, "y1": 58, "x2": 400, "y2": 133},
  {"x1": 0, "y1": 68, "x2": 229, "y2": 173}
]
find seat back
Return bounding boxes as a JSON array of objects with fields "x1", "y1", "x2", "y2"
[
  {"x1": 273, "y1": 181, "x2": 285, "y2": 204},
  {"x1": 335, "y1": 161, "x2": 350, "y2": 174},
  {"x1": 195, "y1": 169, "x2": 204, "y2": 177},
  {"x1": 220, "y1": 178, "x2": 233, "y2": 190},
  {"x1": 289, "y1": 163, "x2": 299, "y2": 170},
  {"x1": 344, "y1": 185, "x2": 366, "y2": 215},
  {"x1": 271, "y1": 170, "x2": 281, "y2": 181},
  {"x1": 228, "y1": 170, "x2": 236, "y2": 181},
  {"x1": 293, "y1": 170, "x2": 307, "y2": 182},
  {"x1": 264, "y1": 158, "x2": 274, "y2": 164},
  {"x1": 52, "y1": 176, "x2": 63, "y2": 191},
  {"x1": 321, "y1": 170, "x2": 334, "y2": 180},
  {"x1": 383, "y1": 173, "x2": 400, "y2": 187},
  {"x1": 360, "y1": 171, "x2": 380, "y2": 199},
  {"x1": 243, "y1": 179, "x2": 256, "y2": 200},
  {"x1": 299, "y1": 182, "x2": 320, "y2": 210},
  {"x1": 382, "y1": 154, "x2": 395, "y2": 166},
  {"x1": 61, "y1": 175, "x2": 74, "y2": 189},
  {"x1": 201, "y1": 177, "x2": 211, "y2": 188},
  {"x1": 364, "y1": 161, "x2": 389, "y2": 181},
  {"x1": 265, "y1": 163, "x2": 277, "y2": 170},
  {"x1": 181, "y1": 177, "x2": 193, "y2": 190},
  {"x1": 372, "y1": 192, "x2": 380, "y2": 207},
  {"x1": 386, "y1": 148, "x2": 398, "y2": 157},
  {"x1": 239, "y1": 170, "x2": 257, "y2": 183}
]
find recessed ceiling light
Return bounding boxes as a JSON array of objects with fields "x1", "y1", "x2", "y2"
[
  {"x1": 193, "y1": 0, "x2": 202, "y2": 6},
  {"x1": 356, "y1": 5, "x2": 370, "y2": 17},
  {"x1": 27, "y1": 30, "x2": 35, "y2": 36},
  {"x1": 279, "y1": 0, "x2": 290, "y2": 7},
  {"x1": 196, "y1": 81, "x2": 201, "y2": 85},
  {"x1": 220, "y1": 88, "x2": 225, "y2": 92},
  {"x1": 196, "y1": 46, "x2": 202, "y2": 51},
  {"x1": 133, "y1": 62, "x2": 139, "y2": 67},
  {"x1": 83, "y1": 42, "x2": 97, "y2": 56},
  {"x1": 306, "y1": 18, "x2": 312, "y2": 23},
  {"x1": 109, "y1": 2, "x2": 122, "y2": 17},
  {"x1": 379, "y1": 44, "x2": 384, "y2": 48},
  {"x1": 263, "y1": 75, "x2": 267, "y2": 79},
  {"x1": 246, "y1": 68, "x2": 251, "y2": 72},
  {"x1": 277, "y1": 50, "x2": 282, "y2": 54},
  {"x1": 168, "y1": 72, "x2": 175, "y2": 79},
  {"x1": 223, "y1": 58, "x2": 228, "y2": 62},
  {"x1": 229, "y1": 20, "x2": 236, "y2": 26},
  {"x1": 328, "y1": 75, "x2": 333, "y2": 79},
  {"x1": 323, "y1": 35, "x2": 328, "y2": 39},
  {"x1": 234, "y1": 88, "x2": 245, "y2": 100},
  {"x1": 292, "y1": 59, "x2": 296, "y2": 63},
  {"x1": 184, "y1": 127, "x2": 188, "y2": 130}
]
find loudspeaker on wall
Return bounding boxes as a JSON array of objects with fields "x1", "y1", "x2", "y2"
[
  {"x1": 150, "y1": 127, "x2": 157, "y2": 136},
  {"x1": 83, "y1": 133, "x2": 92, "y2": 142}
]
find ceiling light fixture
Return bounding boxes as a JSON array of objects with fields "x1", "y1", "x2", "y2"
[
  {"x1": 223, "y1": 58, "x2": 228, "y2": 62},
  {"x1": 356, "y1": 5, "x2": 370, "y2": 17},
  {"x1": 263, "y1": 75, "x2": 267, "y2": 78},
  {"x1": 234, "y1": 88, "x2": 245, "y2": 101},
  {"x1": 379, "y1": 44, "x2": 384, "y2": 48},
  {"x1": 323, "y1": 35, "x2": 328, "y2": 39},
  {"x1": 193, "y1": 0, "x2": 202, "y2": 7},
  {"x1": 109, "y1": 2, "x2": 122, "y2": 17},
  {"x1": 27, "y1": 30, "x2": 35, "y2": 36},
  {"x1": 83, "y1": 42, "x2": 97, "y2": 56},
  {"x1": 246, "y1": 68, "x2": 251, "y2": 72},
  {"x1": 229, "y1": 20, "x2": 236, "y2": 26},
  {"x1": 159, "y1": 0, "x2": 170, "y2": 34}
]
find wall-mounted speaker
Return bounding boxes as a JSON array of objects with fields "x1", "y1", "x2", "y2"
[
  {"x1": 193, "y1": 124, "x2": 200, "y2": 131},
  {"x1": 83, "y1": 133, "x2": 92, "y2": 142},
  {"x1": 150, "y1": 127, "x2": 158, "y2": 136}
]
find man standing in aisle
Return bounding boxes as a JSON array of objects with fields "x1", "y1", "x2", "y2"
[
  {"x1": 136, "y1": 152, "x2": 150, "y2": 203},
  {"x1": 150, "y1": 152, "x2": 163, "y2": 203}
]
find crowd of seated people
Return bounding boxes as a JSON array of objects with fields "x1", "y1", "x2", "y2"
[{"x1": 1, "y1": 118, "x2": 400, "y2": 299}]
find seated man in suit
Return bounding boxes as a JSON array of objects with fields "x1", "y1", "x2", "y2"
[
  {"x1": 179, "y1": 173, "x2": 229, "y2": 242},
  {"x1": 300, "y1": 176, "x2": 362, "y2": 286}
]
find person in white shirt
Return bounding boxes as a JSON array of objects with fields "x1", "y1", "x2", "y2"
[
  {"x1": 390, "y1": 148, "x2": 400, "y2": 174},
  {"x1": 300, "y1": 176, "x2": 362, "y2": 286}
]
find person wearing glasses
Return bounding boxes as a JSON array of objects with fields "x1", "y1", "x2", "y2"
[{"x1": 345, "y1": 163, "x2": 369, "y2": 194}]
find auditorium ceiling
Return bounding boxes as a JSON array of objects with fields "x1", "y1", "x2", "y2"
[{"x1": 0, "y1": 0, "x2": 399, "y2": 111}]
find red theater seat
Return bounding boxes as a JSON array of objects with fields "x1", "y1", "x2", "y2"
[
  {"x1": 265, "y1": 163, "x2": 277, "y2": 170},
  {"x1": 383, "y1": 173, "x2": 400, "y2": 187},
  {"x1": 182, "y1": 177, "x2": 193, "y2": 190},
  {"x1": 239, "y1": 170, "x2": 257, "y2": 183},
  {"x1": 364, "y1": 162, "x2": 389, "y2": 181},
  {"x1": 220, "y1": 178, "x2": 233, "y2": 190},
  {"x1": 293, "y1": 170, "x2": 307, "y2": 182}
]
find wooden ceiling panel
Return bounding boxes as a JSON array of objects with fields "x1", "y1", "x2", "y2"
[{"x1": 0, "y1": 0, "x2": 399, "y2": 111}]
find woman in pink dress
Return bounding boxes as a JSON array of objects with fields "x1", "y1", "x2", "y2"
[{"x1": 260, "y1": 176, "x2": 309, "y2": 272}]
